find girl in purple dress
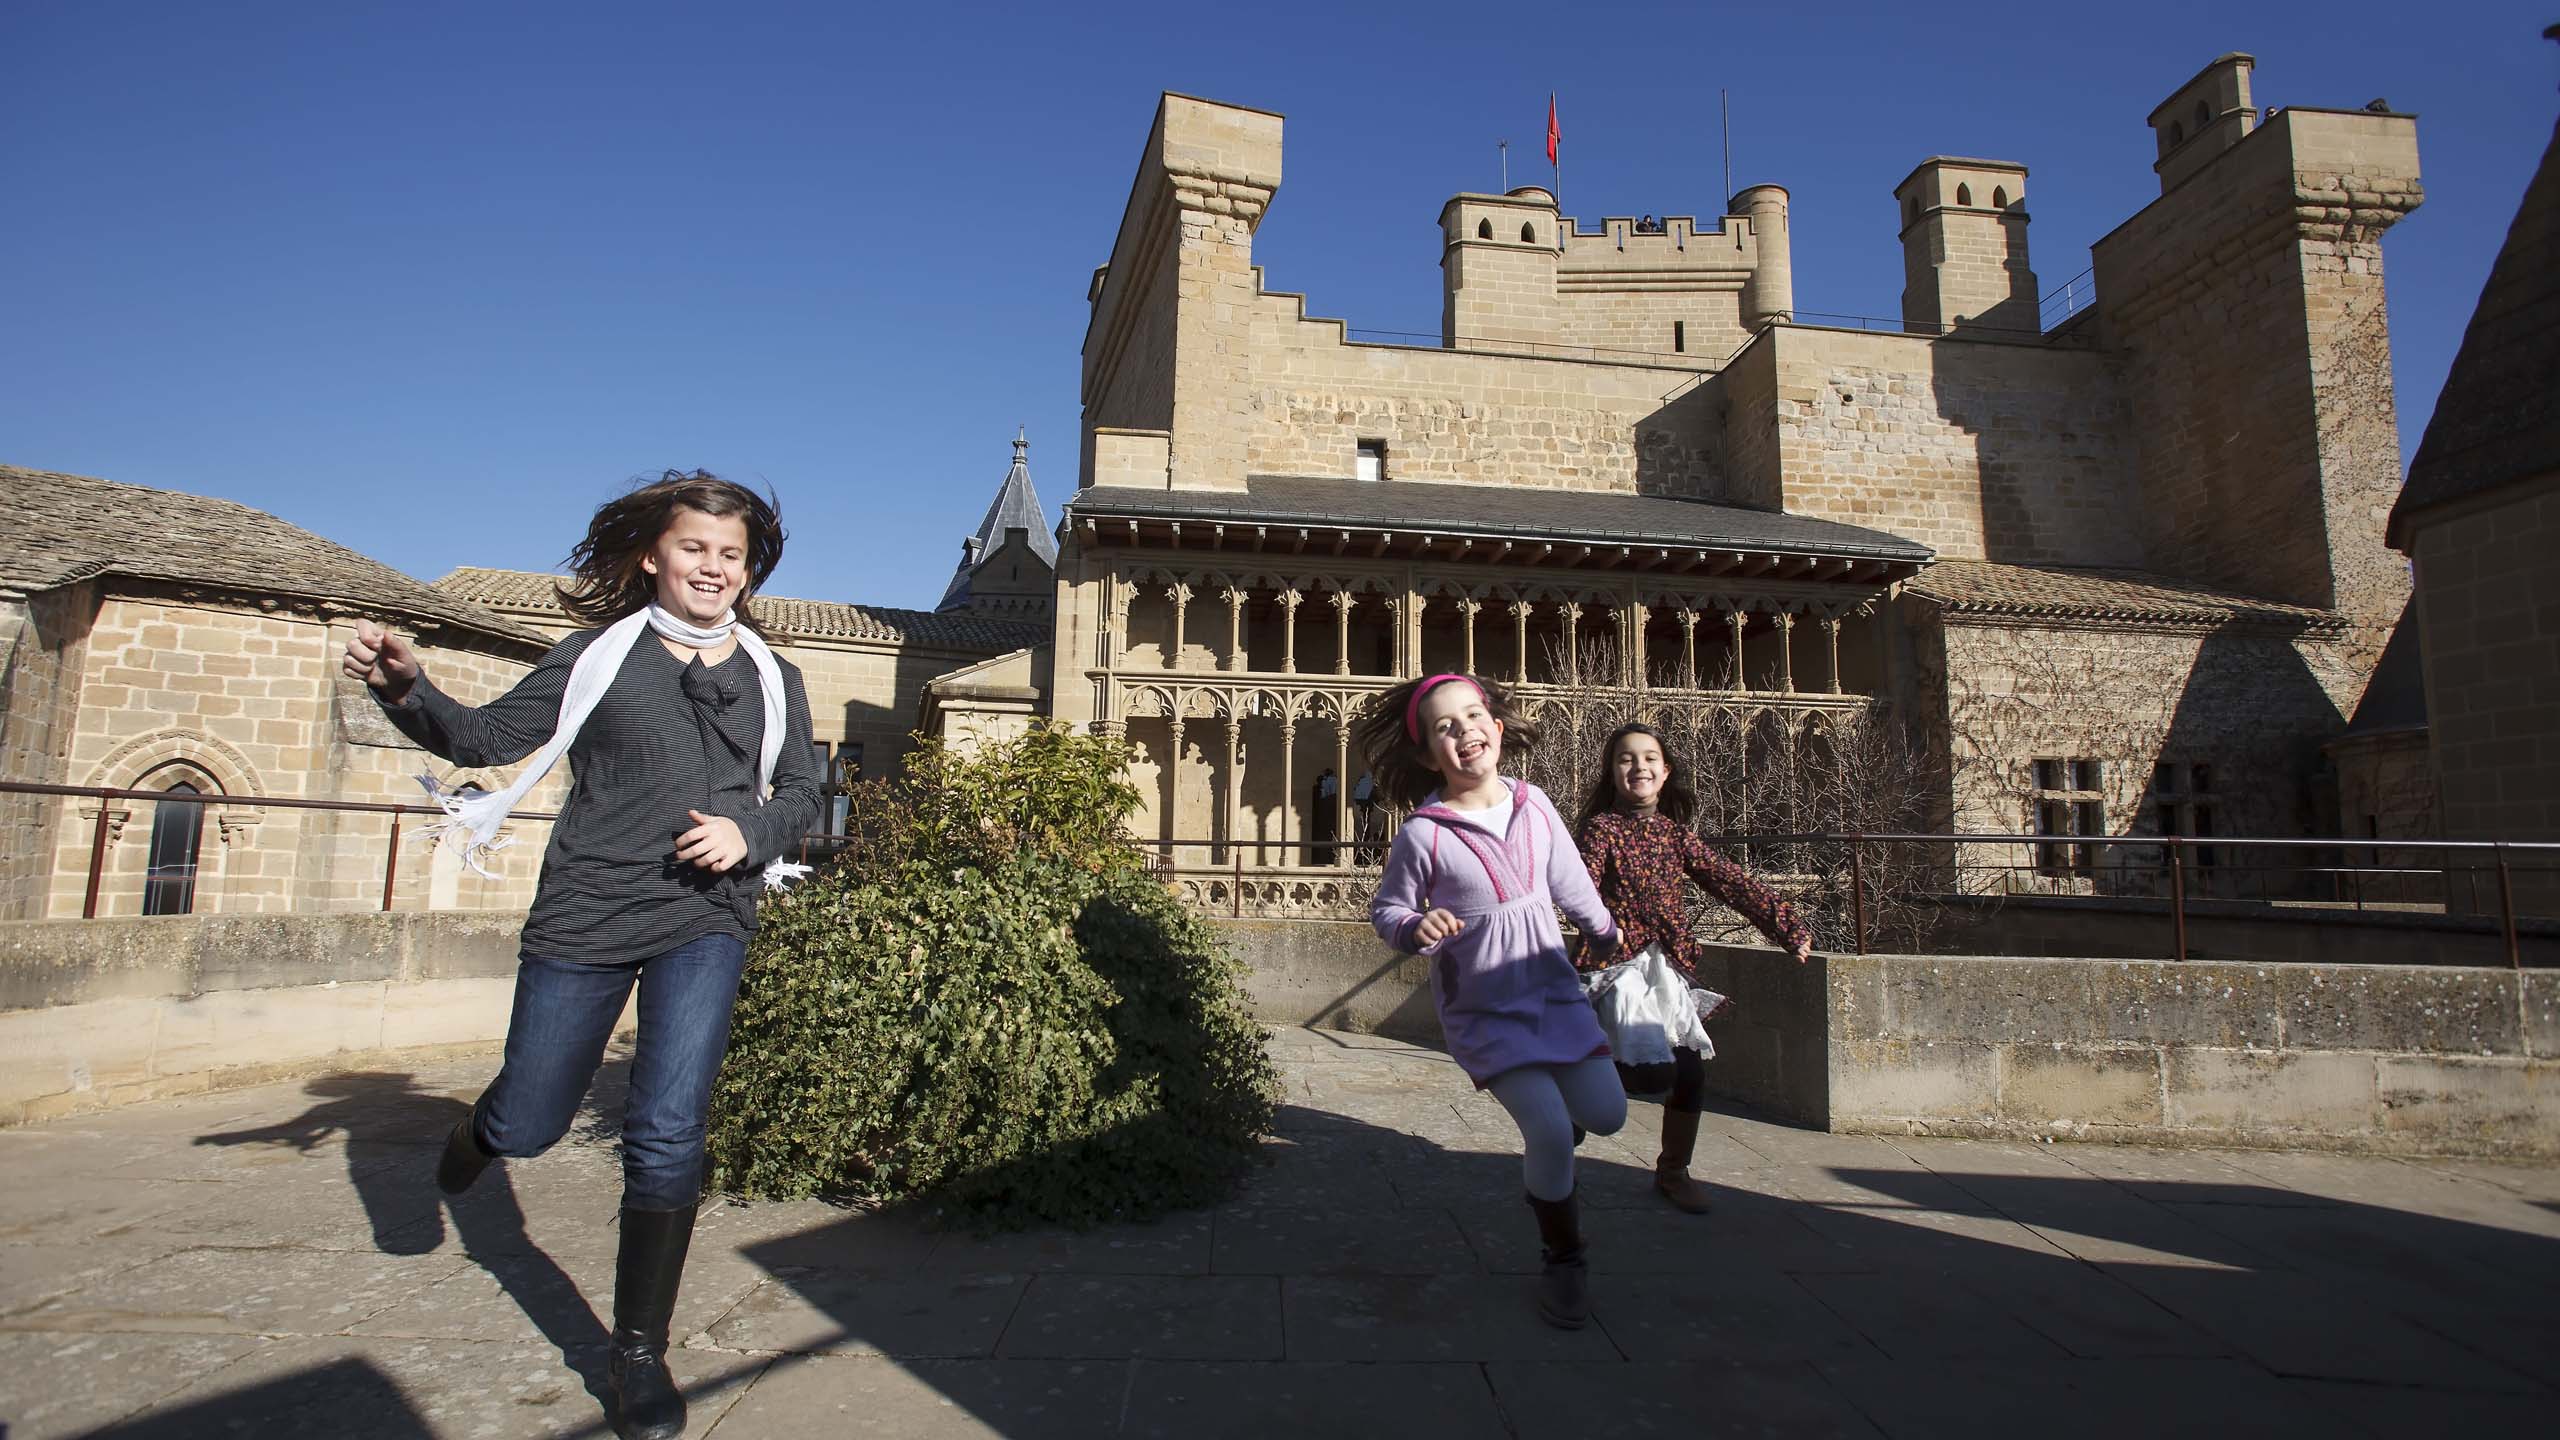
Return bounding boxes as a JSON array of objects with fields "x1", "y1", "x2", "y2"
[
  {"x1": 1574, "y1": 722, "x2": 1814, "y2": 1215},
  {"x1": 1361, "y1": 673, "x2": 1624, "y2": 1329}
]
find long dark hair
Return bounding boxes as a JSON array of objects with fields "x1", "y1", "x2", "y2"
[
  {"x1": 1576, "y1": 720, "x2": 1698, "y2": 832},
  {"x1": 1352, "y1": 672, "x2": 1542, "y2": 809},
  {"x1": 555, "y1": 470, "x2": 786, "y2": 629}
]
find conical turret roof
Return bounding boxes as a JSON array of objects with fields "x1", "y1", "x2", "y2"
[{"x1": 938, "y1": 430, "x2": 1056, "y2": 612}]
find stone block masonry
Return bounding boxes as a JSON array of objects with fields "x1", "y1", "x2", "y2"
[{"x1": 1692, "y1": 942, "x2": 2559, "y2": 1156}]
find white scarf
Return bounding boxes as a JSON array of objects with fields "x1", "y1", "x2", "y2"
[{"x1": 418, "y1": 603, "x2": 814, "y2": 891}]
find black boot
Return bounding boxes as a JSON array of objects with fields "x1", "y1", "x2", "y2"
[
  {"x1": 1524, "y1": 1190, "x2": 1589, "y2": 1330},
  {"x1": 435, "y1": 1099, "x2": 493, "y2": 1197},
  {"x1": 608, "y1": 1203, "x2": 697, "y2": 1440},
  {"x1": 1654, "y1": 1107, "x2": 1714, "y2": 1214}
]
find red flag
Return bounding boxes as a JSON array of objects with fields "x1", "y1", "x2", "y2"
[{"x1": 1545, "y1": 95, "x2": 1559, "y2": 165}]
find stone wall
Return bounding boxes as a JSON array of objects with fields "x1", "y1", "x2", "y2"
[
  {"x1": 26, "y1": 591, "x2": 554, "y2": 921},
  {"x1": 1692, "y1": 942, "x2": 2558, "y2": 1156},
  {"x1": 1744, "y1": 325, "x2": 2138, "y2": 566},
  {"x1": 0, "y1": 584, "x2": 97, "y2": 921},
  {"x1": 1243, "y1": 297, "x2": 1726, "y2": 500},
  {"x1": 1922, "y1": 615, "x2": 2367, "y2": 859},
  {"x1": 0, "y1": 909, "x2": 559, "y2": 1124},
  {"x1": 2093, "y1": 107, "x2": 2419, "y2": 639},
  {"x1": 2409, "y1": 472, "x2": 2560, "y2": 913}
]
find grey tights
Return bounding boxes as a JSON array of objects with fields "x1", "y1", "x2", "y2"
[{"x1": 1486, "y1": 1057, "x2": 1628, "y2": 1201}]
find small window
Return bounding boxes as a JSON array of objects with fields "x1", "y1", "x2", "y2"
[
  {"x1": 1672, "y1": 320, "x2": 1686, "y2": 353},
  {"x1": 1477, "y1": 218, "x2": 1492, "y2": 239},
  {"x1": 1520, "y1": 222, "x2": 1537, "y2": 243},
  {"x1": 143, "y1": 781, "x2": 204, "y2": 916},
  {"x1": 2034, "y1": 758, "x2": 2064, "y2": 790},
  {"x1": 1905, "y1": 196, "x2": 1919, "y2": 225},
  {"x1": 2152, "y1": 762, "x2": 2175, "y2": 796},
  {"x1": 1955, "y1": 183, "x2": 1972, "y2": 207},
  {"x1": 1992, "y1": 186, "x2": 2009, "y2": 209},
  {"x1": 2071, "y1": 759, "x2": 2102, "y2": 792},
  {"x1": 2167, "y1": 120, "x2": 2186, "y2": 148},
  {"x1": 2194, "y1": 99, "x2": 2212, "y2": 131},
  {"x1": 1355, "y1": 439, "x2": 1386, "y2": 483}
]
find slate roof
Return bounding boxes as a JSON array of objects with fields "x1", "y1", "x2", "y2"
[
  {"x1": 1906, "y1": 559, "x2": 2347, "y2": 627},
  {"x1": 433, "y1": 567, "x2": 1049, "y2": 653},
  {"x1": 3, "y1": 464, "x2": 548, "y2": 649},
  {"x1": 1065, "y1": 475, "x2": 1935, "y2": 563},
  {"x1": 2388, "y1": 118, "x2": 2560, "y2": 548},
  {"x1": 939, "y1": 432, "x2": 1058, "y2": 612}
]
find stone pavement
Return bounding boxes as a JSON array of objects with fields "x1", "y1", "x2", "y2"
[{"x1": 2, "y1": 1026, "x2": 2555, "y2": 1438}]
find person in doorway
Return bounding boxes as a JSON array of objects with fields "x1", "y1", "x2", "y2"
[
  {"x1": 343, "y1": 471, "x2": 822, "y2": 1440},
  {"x1": 1310, "y1": 767, "x2": 1339, "y2": 865},
  {"x1": 1351, "y1": 769, "x2": 1387, "y2": 864},
  {"x1": 1574, "y1": 721, "x2": 1812, "y2": 1213},
  {"x1": 1361, "y1": 673, "x2": 1624, "y2": 1329}
]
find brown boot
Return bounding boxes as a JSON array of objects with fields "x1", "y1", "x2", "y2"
[
  {"x1": 1524, "y1": 1190, "x2": 1589, "y2": 1329},
  {"x1": 1654, "y1": 1108, "x2": 1713, "y2": 1214}
]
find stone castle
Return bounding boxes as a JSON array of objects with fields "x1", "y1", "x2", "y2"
[
  {"x1": 1047, "y1": 53, "x2": 2424, "y2": 910},
  {"x1": 0, "y1": 50, "x2": 2486, "y2": 924}
]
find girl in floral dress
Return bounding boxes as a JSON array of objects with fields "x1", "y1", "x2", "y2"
[{"x1": 1575, "y1": 721, "x2": 1813, "y2": 1214}]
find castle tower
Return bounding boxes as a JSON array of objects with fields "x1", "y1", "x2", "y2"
[
  {"x1": 1439, "y1": 187, "x2": 1563, "y2": 349},
  {"x1": 1895, "y1": 158, "x2": 2038, "y2": 335},
  {"x1": 1734, "y1": 184, "x2": 1795, "y2": 328},
  {"x1": 2148, "y1": 53, "x2": 2257, "y2": 194},
  {"x1": 937, "y1": 430, "x2": 1057, "y2": 621}
]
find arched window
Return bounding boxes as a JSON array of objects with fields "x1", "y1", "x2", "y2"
[
  {"x1": 2167, "y1": 120, "x2": 2186, "y2": 148},
  {"x1": 143, "y1": 780, "x2": 204, "y2": 916},
  {"x1": 1520, "y1": 222, "x2": 1536, "y2": 243},
  {"x1": 1476, "y1": 218, "x2": 1492, "y2": 239},
  {"x1": 1955, "y1": 183, "x2": 1972, "y2": 207},
  {"x1": 1992, "y1": 186, "x2": 2009, "y2": 209},
  {"x1": 2194, "y1": 99, "x2": 2212, "y2": 131}
]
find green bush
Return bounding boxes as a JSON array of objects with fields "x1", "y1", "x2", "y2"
[{"x1": 705, "y1": 725, "x2": 1280, "y2": 1229}]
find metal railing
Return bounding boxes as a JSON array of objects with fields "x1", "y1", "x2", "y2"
[
  {"x1": 2039, "y1": 267, "x2": 2097, "y2": 331},
  {"x1": 1695, "y1": 830, "x2": 2555, "y2": 967},
  {"x1": 0, "y1": 781, "x2": 855, "y2": 919}
]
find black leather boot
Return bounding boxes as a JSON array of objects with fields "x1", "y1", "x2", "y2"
[
  {"x1": 1524, "y1": 1189, "x2": 1589, "y2": 1330},
  {"x1": 608, "y1": 1203, "x2": 697, "y2": 1440},
  {"x1": 435, "y1": 1099, "x2": 493, "y2": 1197},
  {"x1": 1654, "y1": 1107, "x2": 1714, "y2": 1214}
]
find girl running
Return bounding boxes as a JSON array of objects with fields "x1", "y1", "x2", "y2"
[
  {"x1": 1362, "y1": 673, "x2": 1624, "y2": 1330},
  {"x1": 343, "y1": 471, "x2": 822, "y2": 1440},
  {"x1": 1574, "y1": 721, "x2": 1812, "y2": 1214}
]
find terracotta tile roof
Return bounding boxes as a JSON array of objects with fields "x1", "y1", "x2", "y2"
[
  {"x1": 3, "y1": 464, "x2": 549, "y2": 649},
  {"x1": 2389, "y1": 119, "x2": 2560, "y2": 547},
  {"x1": 1907, "y1": 560, "x2": 2348, "y2": 627},
  {"x1": 432, "y1": 567, "x2": 1048, "y2": 653},
  {"x1": 1068, "y1": 475, "x2": 1935, "y2": 564}
]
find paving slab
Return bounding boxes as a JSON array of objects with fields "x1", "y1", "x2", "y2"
[{"x1": 0, "y1": 1026, "x2": 2550, "y2": 1437}]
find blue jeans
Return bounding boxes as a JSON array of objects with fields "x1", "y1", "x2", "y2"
[{"x1": 474, "y1": 933, "x2": 747, "y2": 1211}]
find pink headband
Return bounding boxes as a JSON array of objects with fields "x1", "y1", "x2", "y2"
[{"x1": 1404, "y1": 674, "x2": 1485, "y2": 742}]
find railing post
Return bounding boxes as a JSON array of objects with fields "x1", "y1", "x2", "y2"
[
  {"x1": 83, "y1": 802, "x2": 112, "y2": 919},
  {"x1": 2166, "y1": 836, "x2": 2188, "y2": 963},
  {"x1": 2496, "y1": 842, "x2": 2520, "y2": 971},
  {"x1": 380, "y1": 813, "x2": 401, "y2": 912},
  {"x1": 1849, "y1": 833, "x2": 1869, "y2": 955}
]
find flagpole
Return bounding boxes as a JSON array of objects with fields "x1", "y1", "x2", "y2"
[{"x1": 1500, "y1": 139, "x2": 1508, "y2": 192}]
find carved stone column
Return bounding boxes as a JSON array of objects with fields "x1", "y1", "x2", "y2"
[
  {"x1": 1820, "y1": 615, "x2": 1843, "y2": 694},
  {"x1": 1678, "y1": 608, "x2": 1700, "y2": 689},
  {"x1": 1279, "y1": 717, "x2": 1298, "y2": 868},
  {"x1": 1334, "y1": 716, "x2": 1353, "y2": 870},
  {"x1": 1458, "y1": 598, "x2": 1481, "y2": 675},
  {"x1": 1510, "y1": 600, "x2": 1532, "y2": 684},
  {"x1": 1774, "y1": 610, "x2": 1797, "y2": 695},
  {"x1": 1331, "y1": 590, "x2": 1355, "y2": 677},
  {"x1": 1279, "y1": 587, "x2": 1302, "y2": 674},
  {"x1": 1166, "y1": 714, "x2": 1188, "y2": 864},
  {"x1": 1725, "y1": 607, "x2": 1748, "y2": 692},
  {"x1": 1222, "y1": 713, "x2": 1242, "y2": 865},
  {"x1": 1404, "y1": 593, "x2": 1428, "y2": 678},
  {"x1": 1560, "y1": 601, "x2": 1583, "y2": 683},
  {"x1": 1222, "y1": 586, "x2": 1246, "y2": 673},
  {"x1": 1166, "y1": 582, "x2": 1192, "y2": 672},
  {"x1": 1624, "y1": 601, "x2": 1649, "y2": 687}
]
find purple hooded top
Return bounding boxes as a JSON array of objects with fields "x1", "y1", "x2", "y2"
[{"x1": 1370, "y1": 778, "x2": 1620, "y2": 1086}]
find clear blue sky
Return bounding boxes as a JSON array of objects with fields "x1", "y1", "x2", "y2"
[{"x1": 5, "y1": 2, "x2": 2551, "y2": 610}]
